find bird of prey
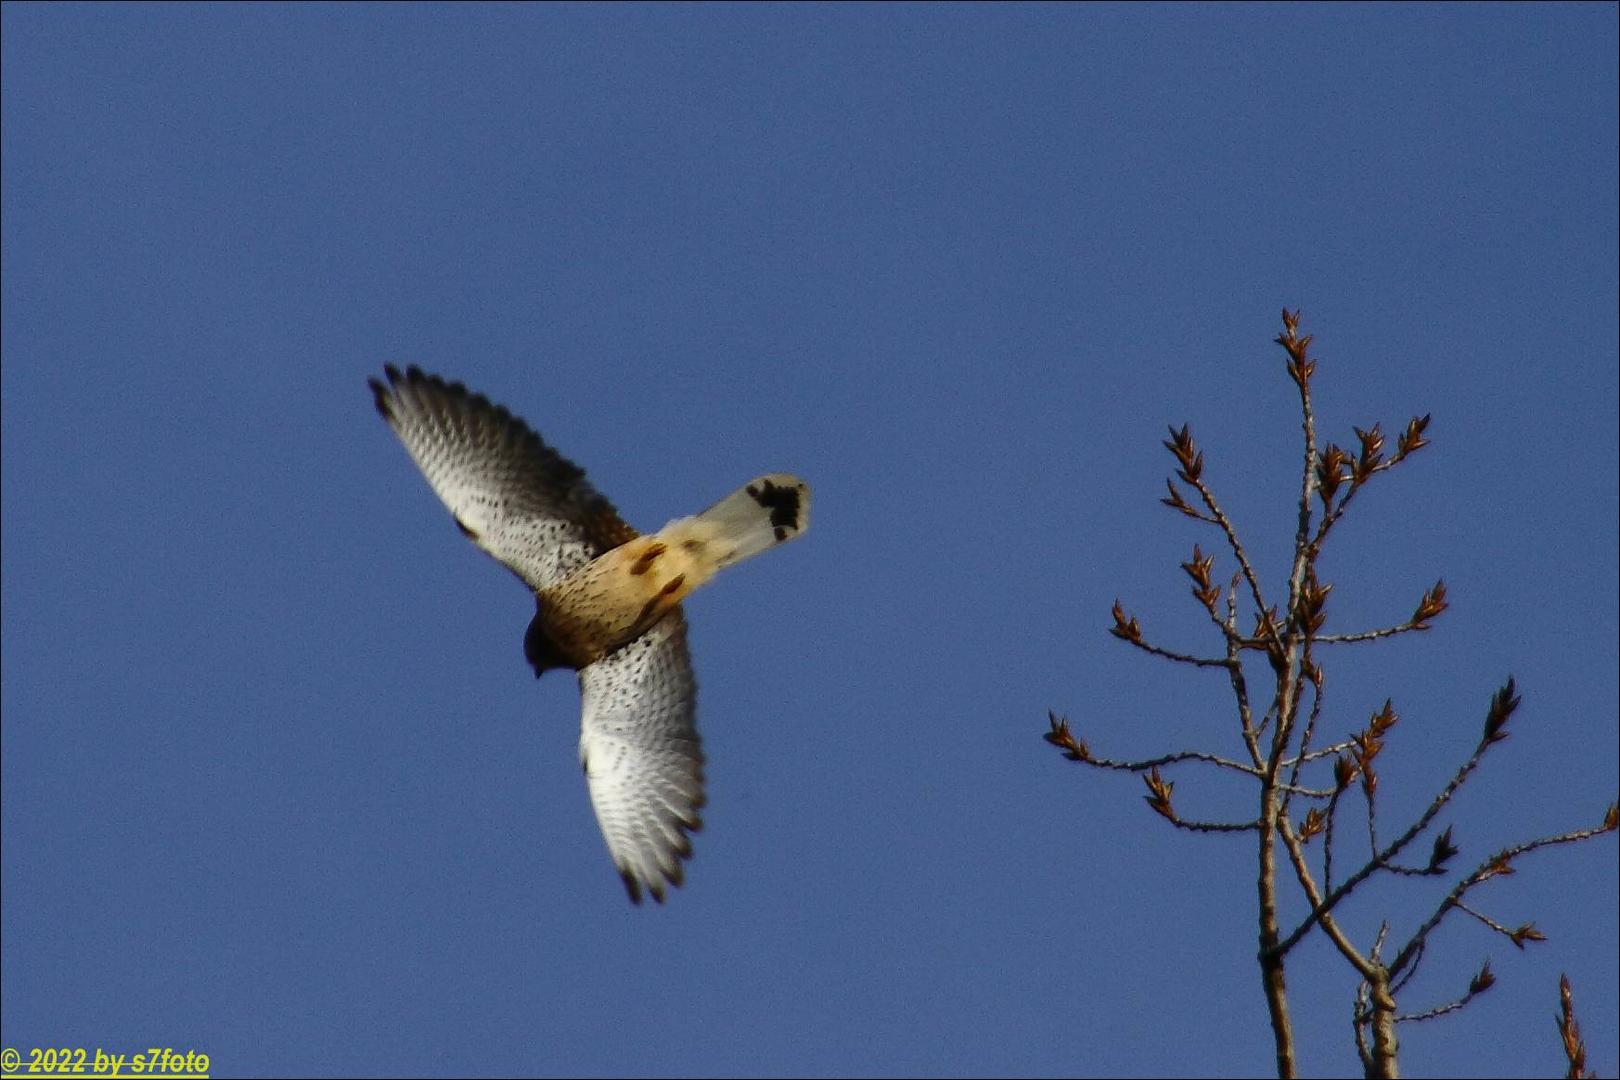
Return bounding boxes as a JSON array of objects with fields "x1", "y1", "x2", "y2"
[{"x1": 369, "y1": 366, "x2": 810, "y2": 903}]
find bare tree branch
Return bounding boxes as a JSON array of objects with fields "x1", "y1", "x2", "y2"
[
  {"x1": 1044, "y1": 713, "x2": 1257, "y2": 776},
  {"x1": 1314, "y1": 625, "x2": 1426, "y2": 644},
  {"x1": 1164, "y1": 423, "x2": 1282, "y2": 656},
  {"x1": 1043, "y1": 311, "x2": 1615, "y2": 1078},
  {"x1": 1273, "y1": 683, "x2": 1514, "y2": 958},
  {"x1": 1109, "y1": 600, "x2": 1236, "y2": 669},
  {"x1": 1389, "y1": 814, "x2": 1618, "y2": 978}
]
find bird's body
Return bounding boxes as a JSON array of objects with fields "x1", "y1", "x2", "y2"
[
  {"x1": 533, "y1": 475, "x2": 809, "y2": 669},
  {"x1": 368, "y1": 365, "x2": 809, "y2": 902}
]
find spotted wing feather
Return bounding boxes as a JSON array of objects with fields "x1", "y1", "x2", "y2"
[
  {"x1": 369, "y1": 365, "x2": 637, "y2": 590},
  {"x1": 577, "y1": 611, "x2": 705, "y2": 904}
]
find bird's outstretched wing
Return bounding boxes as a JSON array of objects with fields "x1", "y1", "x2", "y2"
[
  {"x1": 369, "y1": 365, "x2": 637, "y2": 591},
  {"x1": 577, "y1": 610, "x2": 705, "y2": 903}
]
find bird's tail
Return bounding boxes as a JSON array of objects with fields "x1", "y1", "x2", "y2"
[{"x1": 657, "y1": 474, "x2": 811, "y2": 573}]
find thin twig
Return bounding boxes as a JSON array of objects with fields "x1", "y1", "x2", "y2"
[
  {"x1": 1310, "y1": 448, "x2": 1424, "y2": 559},
  {"x1": 1120, "y1": 635, "x2": 1236, "y2": 669},
  {"x1": 1382, "y1": 862, "x2": 1443, "y2": 878},
  {"x1": 1453, "y1": 901, "x2": 1520, "y2": 938},
  {"x1": 1276, "y1": 816, "x2": 1376, "y2": 978},
  {"x1": 1353, "y1": 984, "x2": 1375, "y2": 1075},
  {"x1": 1314, "y1": 623, "x2": 1426, "y2": 645},
  {"x1": 1070, "y1": 746, "x2": 1264, "y2": 776},
  {"x1": 1364, "y1": 770, "x2": 1381, "y2": 856},
  {"x1": 1389, "y1": 820, "x2": 1617, "y2": 978},
  {"x1": 1226, "y1": 583, "x2": 1266, "y2": 772},
  {"x1": 1390, "y1": 940, "x2": 1426, "y2": 996},
  {"x1": 1393, "y1": 990, "x2": 1480, "y2": 1024},
  {"x1": 1293, "y1": 740, "x2": 1356, "y2": 764},
  {"x1": 1282, "y1": 649, "x2": 1325, "y2": 815},
  {"x1": 1169, "y1": 816, "x2": 1261, "y2": 834},
  {"x1": 1186, "y1": 471, "x2": 1280, "y2": 655},
  {"x1": 1323, "y1": 785, "x2": 1345, "y2": 894},
  {"x1": 1273, "y1": 729, "x2": 1495, "y2": 958}
]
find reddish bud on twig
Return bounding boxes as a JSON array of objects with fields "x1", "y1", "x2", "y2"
[
  {"x1": 1276, "y1": 309, "x2": 1318, "y2": 386},
  {"x1": 1181, "y1": 545, "x2": 1219, "y2": 611},
  {"x1": 1412, "y1": 580, "x2": 1449, "y2": 627},
  {"x1": 1181, "y1": 545, "x2": 1214, "y2": 588},
  {"x1": 1351, "y1": 729, "x2": 1383, "y2": 767},
  {"x1": 1427, "y1": 825, "x2": 1459, "y2": 872},
  {"x1": 1469, "y1": 960, "x2": 1496, "y2": 996},
  {"x1": 1352, "y1": 423, "x2": 1385, "y2": 481},
  {"x1": 1479, "y1": 851, "x2": 1517, "y2": 881},
  {"x1": 1483, "y1": 676, "x2": 1520, "y2": 745},
  {"x1": 1317, "y1": 444, "x2": 1350, "y2": 506},
  {"x1": 1509, "y1": 922, "x2": 1546, "y2": 949},
  {"x1": 1300, "y1": 807, "x2": 1327, "y2": 842},
  {"x1": 1109, "y1": 600, "x2": 1143, "y2": 644},
  {"x1": 1044, "y1": 711, "x2": 1092, "y2": 761},
  {"x1": 1142, "y1": 767, "x2": 1175, "y2": 822},
  {"x1": 1398, "y1": 413, "x2": 1432, "y2": 457},
  {"x1": 1297, "y1": 576, "x2": 1333, "y2": 635},
  {"x1": 1161, "y1": 479, "x2": 1202, "y2": 519},
  {"x1": 1334, "y1": 755, "x2": 1359, "y2": 792},
  {"x1": 1361, "y1": 763, "x2": 1379, "y2": 796},
  {"x1": 1559, "y1": 974, "x2": 1591, "y2": 1080},
  {"x1": 1163, "y1": 424, "x2": 1203, "y2": 484},
  {"x1": 1351, "y1": 727, "x2": 1383, "y2": 795}
]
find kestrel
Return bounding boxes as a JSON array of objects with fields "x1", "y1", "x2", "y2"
[{"x1": 369, "y1": 366, "x2": 810, "y2": 903}]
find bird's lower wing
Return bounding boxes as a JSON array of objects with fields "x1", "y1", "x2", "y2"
[{"x1": 577, "y1": 611, "x2": 705, "y2": 904}]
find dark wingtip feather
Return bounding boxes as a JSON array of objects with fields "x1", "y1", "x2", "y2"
[
  {"x1": 619, "y1": 864, "x2": 688, "y2": 906},
  {"x1": 368, "y1": 376, "x2": 394, "y2": 420}
]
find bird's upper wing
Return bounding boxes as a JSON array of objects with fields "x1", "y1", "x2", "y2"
[
  {"x1": 577, "y1": 610, "x2": 705, "y2": 904},
  {"x1": 370, "y1": 365, "x2": 637, "y2": 591}
]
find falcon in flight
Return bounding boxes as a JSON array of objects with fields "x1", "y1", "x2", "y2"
[{"x1": 369, "y1": 366, "x2": 810, "y2": 903}]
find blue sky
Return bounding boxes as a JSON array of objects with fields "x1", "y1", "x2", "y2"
[{"x1": 2, "y1": 4, "x2": 1615, "y2": 1078}]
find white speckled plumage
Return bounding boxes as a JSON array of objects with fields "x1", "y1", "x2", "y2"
[
  {"x1": 369, "y1": 365, "x2": 808, "y2": 903},
  {"x1": 578, "y1": 611, "x2": 703, "y2": 903}
]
